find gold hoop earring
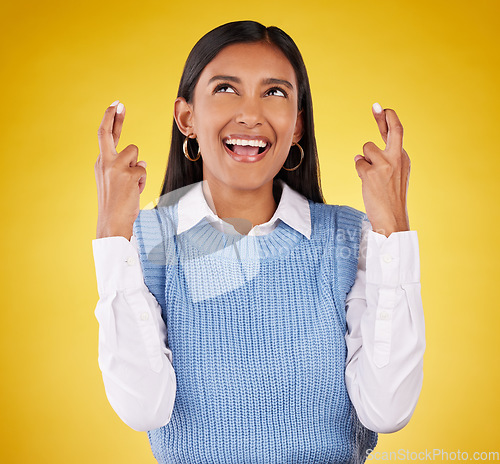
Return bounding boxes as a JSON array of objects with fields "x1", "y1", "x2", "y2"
[
  {"x1": 282, "y1": 142, "x2": 304, "y2": 171},
  {"x1": 183, "y1": 136, "x2": 201, "y2": 162}
]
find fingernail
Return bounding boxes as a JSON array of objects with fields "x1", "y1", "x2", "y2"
[
  {"x1": 117, "y1": 103, "x2": 124, "y2": 114},
  {"x1": 110, "y1": 100, "x2": 119, "y2": 107},
  {"x1": 372, "y1": 102, "x2": 383, "y2": 113}
]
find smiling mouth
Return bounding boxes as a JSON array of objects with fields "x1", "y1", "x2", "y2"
[{"x1": 224, "y1": 139, "x2": 270, "y2": 157}]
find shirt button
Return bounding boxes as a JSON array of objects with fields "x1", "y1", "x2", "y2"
[
  {"x1": 383, "y1": 254, "x2": 393, "y2": 263},
  {"x1": 126, "y1": 256, "x2": 136, "y2": 266},
  {"x1": 379, "y1": 311, "x2": 390, "y2": 320},
  {"x1": 140, "y1": 312, "x2": 149, "y2": 321}
]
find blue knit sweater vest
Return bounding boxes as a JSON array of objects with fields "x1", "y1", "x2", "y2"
[{"x1": 133, "y1": 199, "x2": 378, "y2": 463}]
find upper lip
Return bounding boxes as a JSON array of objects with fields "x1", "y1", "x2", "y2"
[{"x1": 223, "y1": 134, "x2": 272, "y2": 145}]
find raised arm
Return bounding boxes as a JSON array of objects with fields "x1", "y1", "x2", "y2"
[
  {"x1": 93, "y1": 101, "x2": 176, "y2": 431},
  {"x1": 347, "y1": 104, "x2": 425, "y2": 431}
]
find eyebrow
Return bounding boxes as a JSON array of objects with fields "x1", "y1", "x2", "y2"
[{"x1": 208, "y1": 75, "x2": 294, "y2": 90}]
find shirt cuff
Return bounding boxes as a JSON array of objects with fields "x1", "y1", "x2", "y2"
[
  {"x1": 92, "y1": 235, "x2": 145, "y2": 296},
  {"x1": 365, "y1": 230, "x2": 420, "y2": 287}
]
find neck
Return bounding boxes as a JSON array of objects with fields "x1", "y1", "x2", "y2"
[{"x1": 202, "y1": 178, "x2": 278, "y2": 235}]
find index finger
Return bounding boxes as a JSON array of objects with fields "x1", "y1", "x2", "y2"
[{"x1": 97, "y1": 101, "x2": 120, "y2": 157}]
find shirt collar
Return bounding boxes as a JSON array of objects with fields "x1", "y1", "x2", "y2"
[{"x1": 176, "y1": 179, "x2": 311, "y2": 239}]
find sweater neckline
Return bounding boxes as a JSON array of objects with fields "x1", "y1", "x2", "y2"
[{"x1": 175, "y1": 203, "x2": 309, "y2": 261}]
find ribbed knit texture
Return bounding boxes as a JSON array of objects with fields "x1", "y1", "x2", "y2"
[{"x1": 133, "y1": 200, "x2": 378, "y2": 464}]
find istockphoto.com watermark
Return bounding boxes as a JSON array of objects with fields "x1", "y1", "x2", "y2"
[{"x1": 366, "y1": 449, "x2": 500, "y2": 461}]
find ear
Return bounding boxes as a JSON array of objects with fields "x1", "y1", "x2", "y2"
[
  {"x1": 292, "y1": 109, "x2": 305, "y2": 143},
  {"x1": 174, "y1": 97, "x2": 195, "y2": 137}
]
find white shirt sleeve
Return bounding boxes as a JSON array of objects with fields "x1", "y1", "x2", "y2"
[
  {"x1": 92, "y1": 235, "x2": 176, "y2": 432},
  {"x1": 344, "y1": 220, "x2": 426, "y2": 433}
]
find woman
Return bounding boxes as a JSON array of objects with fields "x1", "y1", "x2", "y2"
[{"x1": 93, "y1": 21, "x2": 425, "y2": 464}]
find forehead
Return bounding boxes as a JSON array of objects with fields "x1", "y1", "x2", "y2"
[{"x1": 198, "y1": 42, "x2": 297, "y2": 87}]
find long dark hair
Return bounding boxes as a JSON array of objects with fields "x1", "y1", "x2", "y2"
[{"x1": 158, "y1": 20, "x2": 324, "y2": 205}]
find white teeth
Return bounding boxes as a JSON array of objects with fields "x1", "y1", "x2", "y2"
[{"x1": 226, "y1": 138, "x2": 268, "y2": 148}]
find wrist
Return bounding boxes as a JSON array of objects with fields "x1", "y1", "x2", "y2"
[
  {"x1": 370, "y1": 215, "x2": 410, "y2": 238},
  {"x1": 371, "y1": 226, "x2": 410, "y2": 238},
  {"x1": 96, "y1": 218, "x2": 133, "y2": 240}
]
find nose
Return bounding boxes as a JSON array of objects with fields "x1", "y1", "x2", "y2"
[{"x1": 235, "y1": 96, "x2": 263, "y2": 128}]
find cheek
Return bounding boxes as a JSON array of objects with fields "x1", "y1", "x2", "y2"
[
  {"x1": 194, "y1": 100, "x2": 233, "y2": 140},
  {"x1": 265, "y1": 103, "x2": 298, "y2": 134}
]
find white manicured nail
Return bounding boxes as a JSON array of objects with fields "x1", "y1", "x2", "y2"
[
  {"x1": 117, "y1": 103, "x2": 124, "y2": 114},
  {"x1": 372, "y1": 102, "x2": 383, "y2": 113},
  {"x1": 110, "y1": 100, "x2": 119, "y2": 107}
]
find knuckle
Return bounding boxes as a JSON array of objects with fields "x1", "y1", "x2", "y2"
[
  {"x1": 97, "y1": 127, "x2": 111, "y2": 137},
  {"x1": 120, "y1": 144, "x2": 139, "y2": 157},
  {"x1": 374, "y1": 160, "x2": 392, "y2": 176},
  {"x1": 362, "y1": 141, "x2": 374, "y2": 151},
  {"x1": 94, "y1": 155, "x2": 105, "y2": 170},
  {"x1": 101, "y1": 165, "x2": 113, "y2": 179},
  {"x1": 106, "y1": 162, "x2": 122, "y2": 175},
  {"x1": 382, "y1": 162, "x2": 393, "y2": 174},
  {"x1": 105, "y1": 166, "x2": 131, "y2": 183}
]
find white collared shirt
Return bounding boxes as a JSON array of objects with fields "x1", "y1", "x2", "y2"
[
  {"x1": 177, "y1": 179, "x2": 311, "y2": 238},
  {"x1": 92, "y1": 180, "x2": 425, "y2": 433}
]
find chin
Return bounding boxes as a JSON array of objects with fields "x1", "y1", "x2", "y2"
[{"x1": 213, "y1": 172, "x2": 276, "y2": 193}]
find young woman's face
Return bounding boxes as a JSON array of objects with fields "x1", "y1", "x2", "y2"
[{"x1": 187, "y1": 41, "x2": 303, "y2": 192}]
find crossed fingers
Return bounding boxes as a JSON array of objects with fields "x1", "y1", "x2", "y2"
[
  {"x1": 354, "y1": 103, "x2": 409, "y2": 178},
  {"x1": 97, "y1": 100, "x2": 125, "y2": 159}
]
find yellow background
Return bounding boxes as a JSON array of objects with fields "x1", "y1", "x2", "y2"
[{"x1": 1, "y1": 0, "x2": 499, "y2": 462}]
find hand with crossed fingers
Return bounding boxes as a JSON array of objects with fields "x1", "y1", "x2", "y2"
[
  {"x1": 94, "y1": 101, "x2": 147, "y2": 241},
  {"x1": 354, "y1": 103, "x2": 411, "y2": 237}
]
